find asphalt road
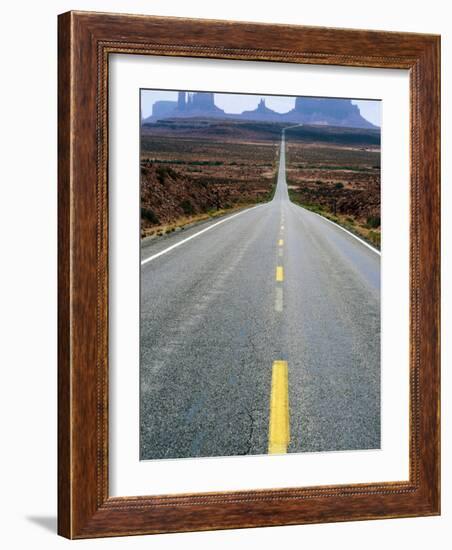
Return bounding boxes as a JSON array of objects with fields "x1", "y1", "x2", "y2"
[{"x1": 140, "y1": 131, "x2": 380, "y2": 460}]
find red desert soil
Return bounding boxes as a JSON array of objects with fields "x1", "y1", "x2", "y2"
[
  {"x1": 140, "y1": 126, "x2": 280, "y2": 237},
  {"x1": 285, "y1": 138, "x2": 381, "y2": 247}
]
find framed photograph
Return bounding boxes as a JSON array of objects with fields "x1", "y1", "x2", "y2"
[{"x1": 58, "y1": 11, "x2": 440, "y2": 538}]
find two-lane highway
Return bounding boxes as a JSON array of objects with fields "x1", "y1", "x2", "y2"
[{"x1": 140, "y1": 131, "x2": 380, "y2": 460}]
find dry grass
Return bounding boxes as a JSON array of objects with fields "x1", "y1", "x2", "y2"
[{"x1": 141, "y1": 204, "x2": 258, "y2": 239}]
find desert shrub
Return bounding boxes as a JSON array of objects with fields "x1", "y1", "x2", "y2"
[
  {"x1": 366, "y1": 215, "x2": 381, "y2": 229},
  {"x1": 180, "y1": 199, "x2": 195, "y2": 215},
  {"x1": 334, "y1": 182, "x2": 344, "y2": 189},
  {"x1": 156, "y1": 166, "x2": 167, "y2": 184},
  {"x1": 140, "y1": 207, "x2": 160, "y2": 225},
  {"x1": 368, "y1": 230, "x2": 381, "y2": 247},
  {"x1": 194, "y1": 179, "x2": 209, "y2": 188},
  {"x1": 164, "y1": 166, "x2": 177, "y2": 179}
]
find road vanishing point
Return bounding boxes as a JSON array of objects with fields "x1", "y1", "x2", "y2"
[{"x1": 140, "y1": 131, "x2": 380, "y2": 460}]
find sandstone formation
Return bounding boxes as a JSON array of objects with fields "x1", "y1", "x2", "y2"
[{"x1": 144, "y1": 92, "x2": 377, "y2": 129}]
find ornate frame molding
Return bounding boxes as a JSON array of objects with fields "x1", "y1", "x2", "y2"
[{"x1": 58, "y1": 11, "x2": 440, "y2": 538}]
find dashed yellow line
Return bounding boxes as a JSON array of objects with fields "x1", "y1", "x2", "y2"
[
  {"x1": 278, "y1": 239, "x2": 284, "y2": 246},
  {"x1": 276, "y1": 266, "x2": 284, "y2": 282},
  {"x1": 268, "y1": 360, "x2": 290, "y2": 454}
]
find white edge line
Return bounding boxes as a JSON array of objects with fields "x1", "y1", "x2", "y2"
[
  {"x1": 141, "y1": 203, "x2": 267, "y2": 265},
  {"x1": 296, "y1": 204, "x2": 381, "y2": 256}
]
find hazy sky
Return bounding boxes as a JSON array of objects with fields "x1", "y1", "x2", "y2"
[{"x1": 140, "y1": 90, "x2": 381, "y2": 127}]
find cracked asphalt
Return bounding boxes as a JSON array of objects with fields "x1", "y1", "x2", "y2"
[{"x1": 140, "y1": 132, "x2": 380, "y2": 460}]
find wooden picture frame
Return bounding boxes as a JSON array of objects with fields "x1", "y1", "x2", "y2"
[{"x1": 58, "y1": 10, "x2": 440, "y2": 538}]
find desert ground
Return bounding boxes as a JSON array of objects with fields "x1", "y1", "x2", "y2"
[
  {"x1": 140, "y1": 120, "x2": 281, "y2": 237},
  {"x1": 284, "y1": 128, "x2": 380, "y2": 247},
  {"x1": 140, "y1": 119, "x2": 380, "y2": 247}
]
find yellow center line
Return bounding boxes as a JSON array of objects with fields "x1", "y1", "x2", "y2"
[
  {"x1": 268, "y1": 360, "x2": 290, "y2": 454},
  {"x1": 276, "y1": 266, "x2": 284, "y2": 282},
  {"x1": 278, "y1": 239, "x2": 284, "y2": 246}
]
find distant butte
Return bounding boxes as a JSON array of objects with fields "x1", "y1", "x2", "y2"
[{"x1": 143, "y1": 91, "x2": 377, "y2": 129}]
